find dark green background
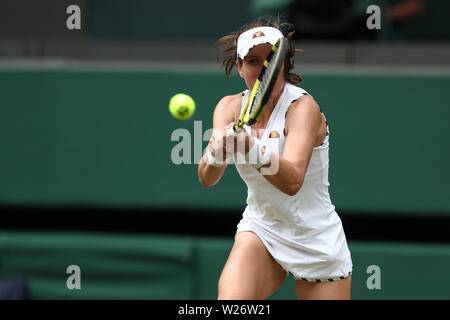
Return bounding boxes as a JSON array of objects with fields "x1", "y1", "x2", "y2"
[
  {"x1": 87, "y1": 0, "x2": 450, "y2": 42},
  {"x1": 1, "y1": 0, "x2": 450, "y2": 302},
  {"x1": 1, "y1": 68, "x2": 449, "y2": 215},
  {"x1": 1, "y1": 230, "x2": 449, "y2": 299},
  {"x1": 89, "y1": 0, "x2": 252, "y2": 41}
]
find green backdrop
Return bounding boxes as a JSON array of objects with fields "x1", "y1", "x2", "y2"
[
  {"x1": 1, "y1": 66, "x2": 449, "y2": 215},
  {"x1": 89, "y1": 0, "x2": 252, "y2": 41},
  {"x1": 1, "y1": 230, "x2": 449, "y2": 299}
]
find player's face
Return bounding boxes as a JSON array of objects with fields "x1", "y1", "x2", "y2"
[{"x1": 237, "y1": 43, "x2": 285, "y2": 93}]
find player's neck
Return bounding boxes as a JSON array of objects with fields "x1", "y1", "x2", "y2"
[
  {"x1": 267, "y1": 83, "x2": 285, "y2": 113},
  {"x1": 259, "y1": 83, "x2": 284, "y2": 122},
  {"x1": 257, "y1": 98, "x2": 279, "y2": 129}
]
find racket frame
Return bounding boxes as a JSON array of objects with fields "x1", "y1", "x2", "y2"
[{"x1": 233, "y1": 37, "x2": 287, "y2": 133}]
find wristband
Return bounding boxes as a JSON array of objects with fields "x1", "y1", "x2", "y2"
[
  {"x1": 206, "y1": 149, "x2": 225, "y2": 167},
  {"x1": 245, "y1": 138, "x2": 272, "y2": 169}
]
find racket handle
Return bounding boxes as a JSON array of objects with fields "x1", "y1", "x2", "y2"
[{"x1": 233, "y1": 123, "x2": 242, "y2": 134}]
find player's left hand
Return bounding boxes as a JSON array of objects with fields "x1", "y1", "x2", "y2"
[{"x1": 224, "y1": 122, "x2": 252, "y2": 155}]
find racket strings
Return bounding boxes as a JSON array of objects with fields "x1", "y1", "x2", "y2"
[
  {"x1": 235, "y1": 38, "x2": 287, "y2": 130},
  {"x1": 250, "y1": 50, "x2": 278, "y2": 115}
]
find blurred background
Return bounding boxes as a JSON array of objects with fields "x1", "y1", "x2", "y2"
[{"x1": 0, "y1": 0, "x2": 449, "y2": 299}]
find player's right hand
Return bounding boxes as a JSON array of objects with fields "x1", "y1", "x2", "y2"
[{"x1": 207, "y1": 123, "x2": 236, "y2": 163}]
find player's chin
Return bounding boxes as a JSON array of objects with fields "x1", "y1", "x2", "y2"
[
  {"x1": 245, "y1": 75, "x2": 259, "y2": 89},
  {"x1": 246, "y1": 80, "x2": 256, "y2": 90}
]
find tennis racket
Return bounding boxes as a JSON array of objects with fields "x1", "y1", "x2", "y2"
[{"x1": 233, "y1": 37, "x2": 288, "y2": 133}]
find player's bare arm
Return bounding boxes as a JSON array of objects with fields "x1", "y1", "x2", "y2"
[
  {"x1": 198, "y1": 93, "x2": 241, "y2": 188},
  {"x1": 257, "y1": 95, "x2": 323, "y2": 196}
]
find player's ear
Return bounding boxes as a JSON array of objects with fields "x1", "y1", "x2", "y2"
[{"x1": 236, "y1": 59, "x2": 244, "y2": 78}]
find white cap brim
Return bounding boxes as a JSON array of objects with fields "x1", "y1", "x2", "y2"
[{"x1": 237, "y1": 26, "x2": 284, "y2": 60}]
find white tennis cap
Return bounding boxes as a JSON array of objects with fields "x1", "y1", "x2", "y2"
[{"x1": 237, "y1": 26, "x2": 284, "y2": 60}]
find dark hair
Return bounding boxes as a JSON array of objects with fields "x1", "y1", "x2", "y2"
[{"x1": 217, "y1": 16, "x2": 303, "y2": 86}]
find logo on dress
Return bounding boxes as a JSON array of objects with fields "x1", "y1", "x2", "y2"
[
  {"x1": 252, "y1": 31, "x2": 265, "y2": 38},
  {"x1": 261, "y1": 145, "x2": 267, "y2": 156},
  {"x1": 268, "y1": 130, "x2": 280, "y2": 138}
]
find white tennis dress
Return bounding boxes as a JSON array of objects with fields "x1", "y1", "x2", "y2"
[{"x1": 234, "y1": 83, "x2": 353, "y2": 281}]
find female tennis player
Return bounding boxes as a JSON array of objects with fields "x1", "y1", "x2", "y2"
[{"x1": 198, "y1": 17, "x2": 353, "y2": 300}]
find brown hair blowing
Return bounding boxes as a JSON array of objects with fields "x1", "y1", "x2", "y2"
[{"x1": 217, "y1": 16, "x2": 303, "y2": 86}]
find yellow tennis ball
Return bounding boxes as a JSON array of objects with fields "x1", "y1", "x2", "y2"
[{"x1": 169, "y1": 93, "x2": 196, "y2": 120}]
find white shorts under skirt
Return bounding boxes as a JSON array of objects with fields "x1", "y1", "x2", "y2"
[{"x1": 236, "y1": 214, "x2": 353, "y2": 283}]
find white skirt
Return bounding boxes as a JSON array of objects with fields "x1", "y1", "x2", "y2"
[{"x1": 236, "y1": 209, "x2": 353, "y2": 282}]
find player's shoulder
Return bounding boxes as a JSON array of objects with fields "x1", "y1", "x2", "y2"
[
  {"x1": 286, "y1": 92, "x2": 321, "y2": 122},
  {"x1": 285, "y1": 83, "x2": 309, "y2": 97},
  {"x1": 214, "y1": 93, "x2": 242, "y2": 120},
  {"x1": 217, "y1": 92, "x2": 242, "y2": 107}
]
